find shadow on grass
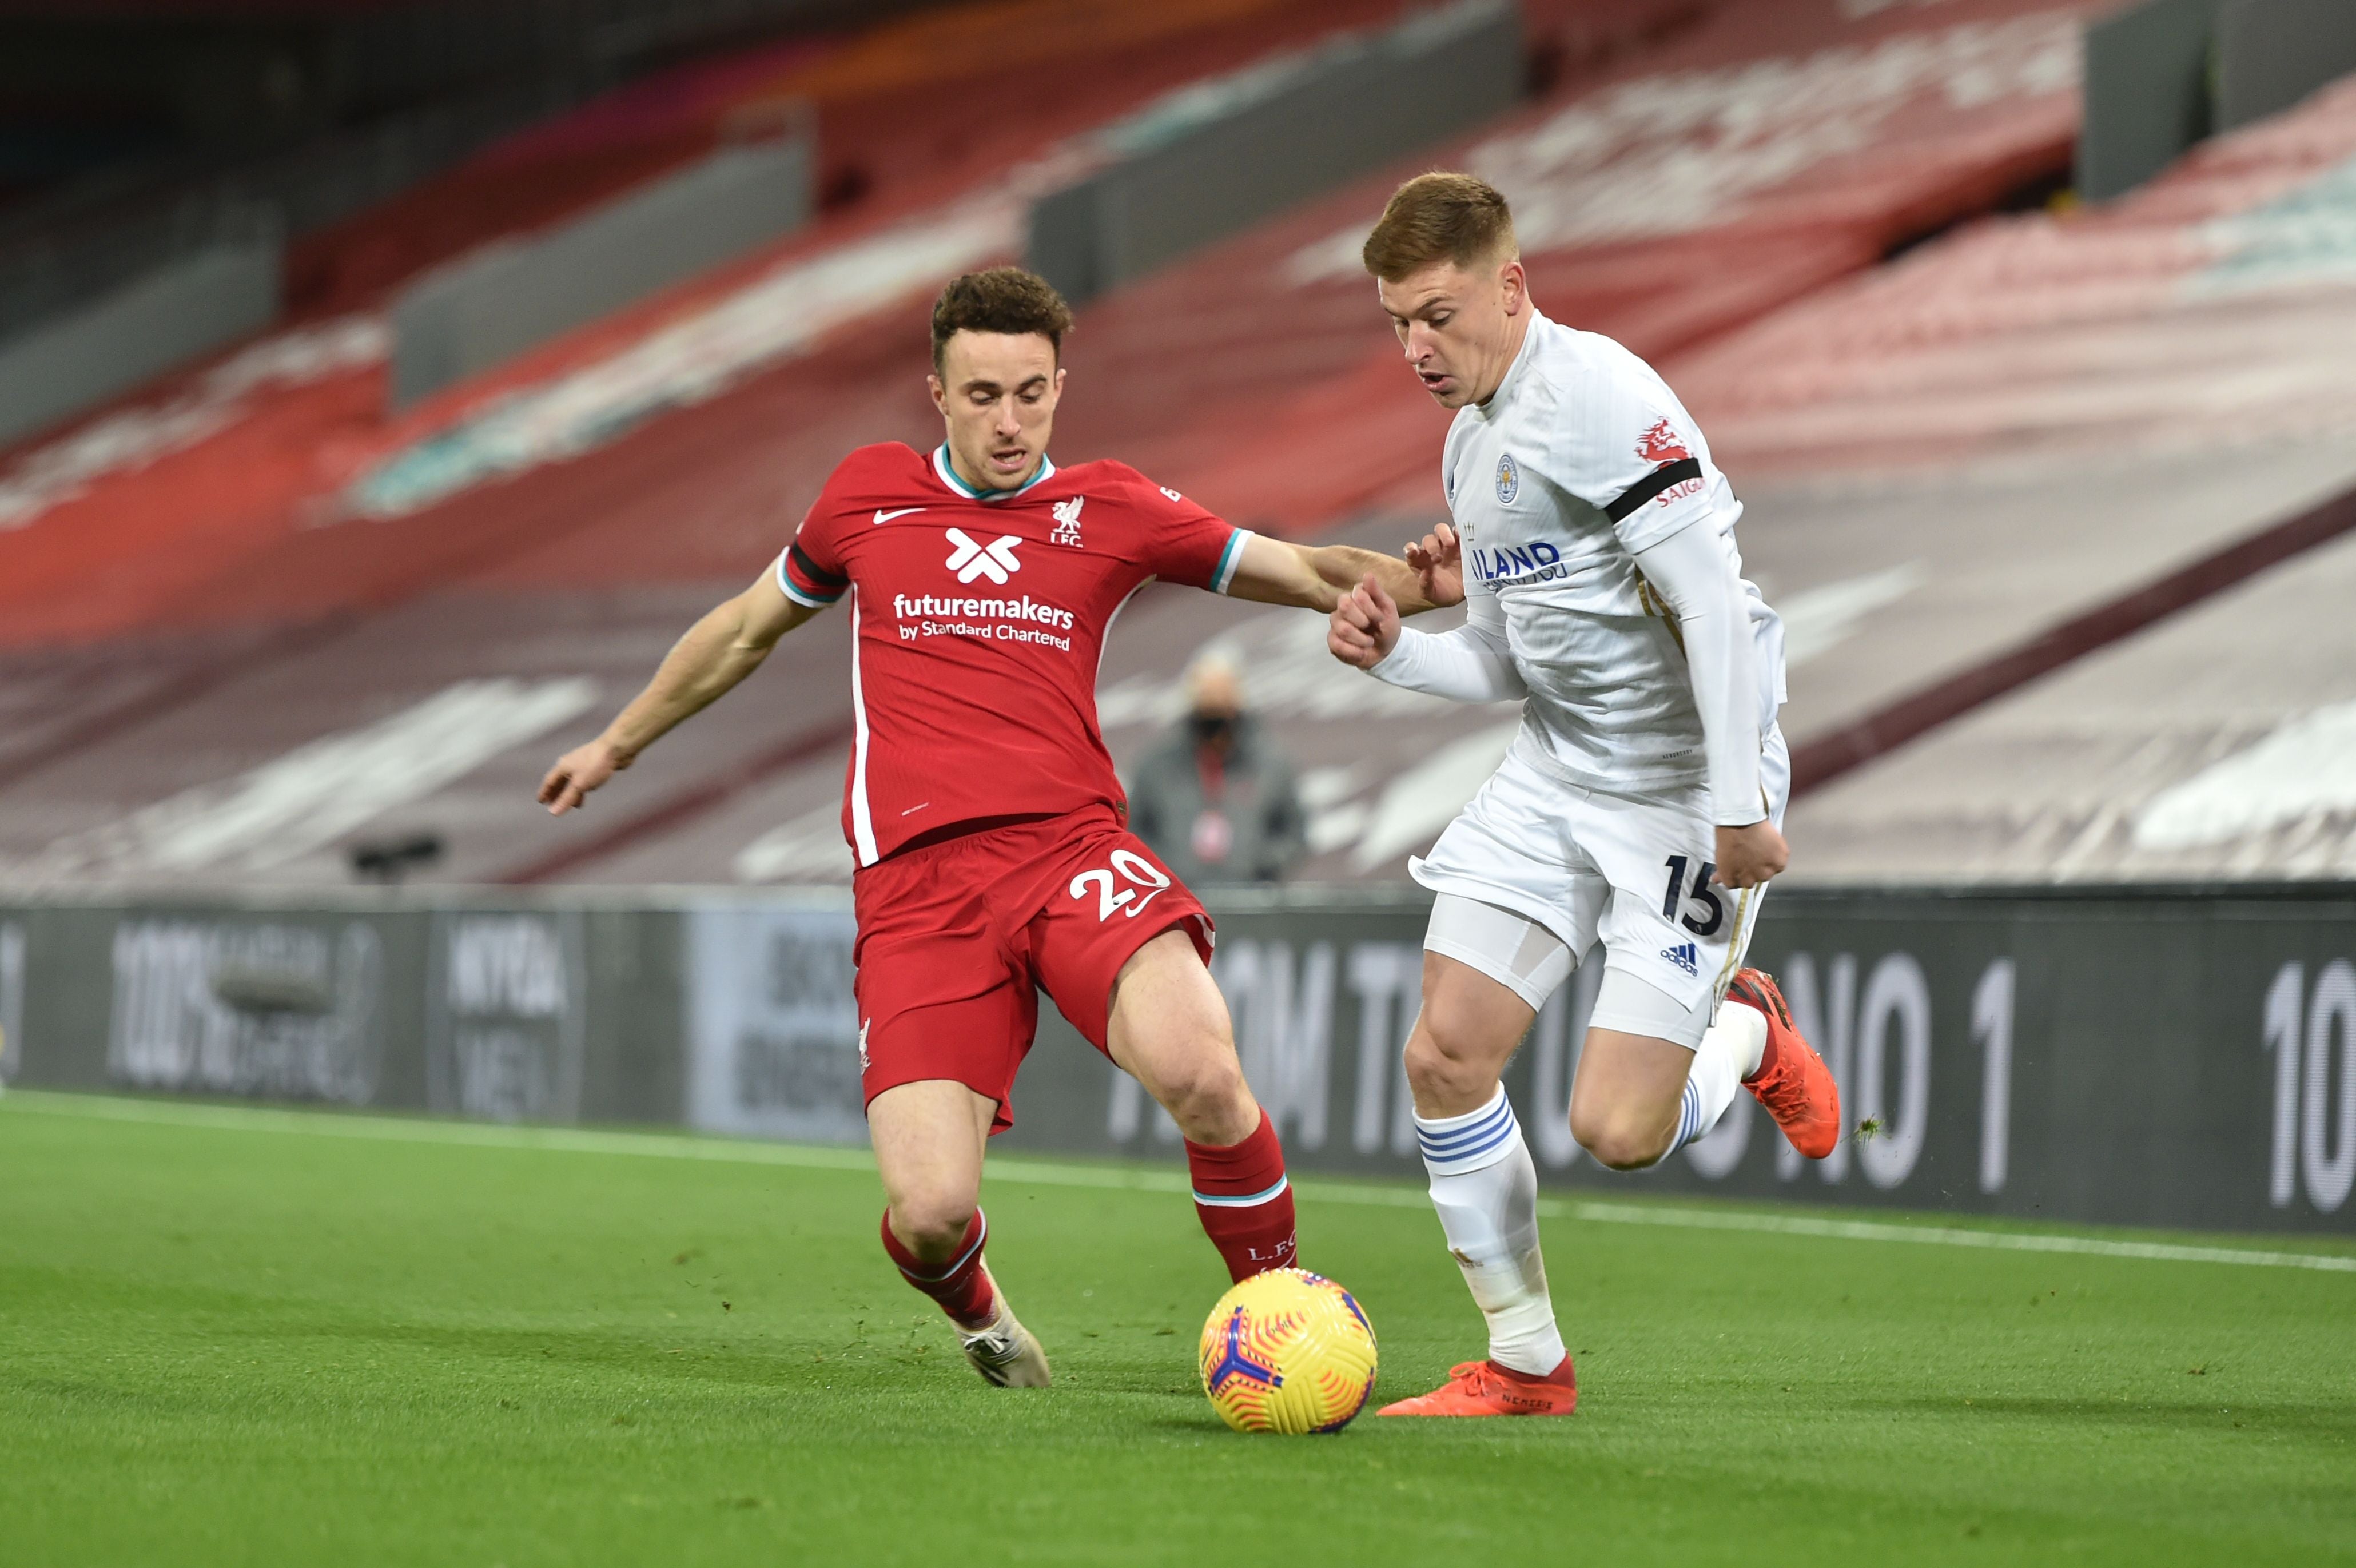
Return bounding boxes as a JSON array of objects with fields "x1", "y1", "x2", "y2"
[{"x1": 206, "y1": 1314, "x2": 1229, "y2": 1404}]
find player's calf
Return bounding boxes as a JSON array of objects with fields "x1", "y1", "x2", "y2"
[
  {"x1": 869, "y1": 1079, "x2": 1023, "y2": 1360},
  {"x1": 1398, "y1": 951, "x2": 1569, "y2": 1384},
  {"x1": 880, "y1": 1207, "x2": 997, "y2": 1328},
  {"x1": 1109, "y1": 930, "x2": 1298, "y2": 1281}
]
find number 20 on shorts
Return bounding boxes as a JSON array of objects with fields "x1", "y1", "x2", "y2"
[{"x1": 1071, "y1": 850, "x2": 1172, "y2": 921}]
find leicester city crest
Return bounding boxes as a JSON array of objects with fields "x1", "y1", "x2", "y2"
[{"x1": 1495, "y1": 452, "x2": 1519, "y2": 504}]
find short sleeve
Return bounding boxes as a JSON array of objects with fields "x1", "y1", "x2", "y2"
[
  {"x1": 776, "y1": 495, "x2": 850, "y2": 608},
  {"x1": 1129, "y1": 475, "x2": 1249, "y2": 594}
]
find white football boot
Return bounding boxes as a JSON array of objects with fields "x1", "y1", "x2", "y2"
[{"x1": 957, "y1": 1268, "x2": 1050, "y2": 1388}]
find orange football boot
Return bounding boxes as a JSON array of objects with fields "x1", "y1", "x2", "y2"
[
  {"x1": 1378, "y1": 1356, "x2": 1578, "y2": 1418},
  {"x1": 1726, "y1": 967, "x2": 1841, "y2": 1159}
]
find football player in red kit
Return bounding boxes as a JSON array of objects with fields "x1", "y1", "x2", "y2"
[{"x1": 539, "y1": 268, "x2": 1442, "y2": 1388}]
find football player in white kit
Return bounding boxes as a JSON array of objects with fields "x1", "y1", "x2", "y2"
[{"x1": 1327, "y1": 174, "x2": 1841, "y2": 1418}]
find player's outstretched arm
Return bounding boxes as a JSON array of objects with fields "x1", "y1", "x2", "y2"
[
  {"x1": 1224, "y1": 533, "x2": 1454, "y2": 616},
  {"x1": 538, "y1": 567, "x2": 818, "y2": 815}
]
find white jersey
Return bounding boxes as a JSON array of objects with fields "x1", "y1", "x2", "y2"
[{"x1": 1438, "y1": 312, "x2": 1786, "y2": 798}]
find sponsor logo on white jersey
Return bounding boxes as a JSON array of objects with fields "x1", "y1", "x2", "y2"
[
  {"x1": 1635, "y1": 419, "x2": 1691, "y2": 464},
  {"x1": 1661, "y1": 941, "x2": 1700, "y2": 977},
  {"x1": 1635, "y1": 419, "x2": 1706, "y2": 509},
  {"x1": 1471, "y1": 539, "x2": 1567, "y2": 587},
  {"x1": 1050, "y1": 495, "x2": 1084, "y2": 548},
  {"x1": 946, "y1": 528, "x2": 1022, "y2": 584}
]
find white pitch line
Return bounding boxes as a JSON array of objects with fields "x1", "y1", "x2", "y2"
[
  {"x1": 0, "y1": 1089, "x2": 881, "y2": 1175},
  {"x1": 7, "y1": 1091, "x2": 2351, "y2": 1273},
  {"x1": 1566, "y1": 1201, "x2": 2356, "y2": 1273}
]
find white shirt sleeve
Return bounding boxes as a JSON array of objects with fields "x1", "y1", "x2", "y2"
[
  {"x1": 1633, "y1": 520, "x2": 1764, "y2": 826},
  {"x1": 1525, "y1": 340, "x2": 1718, "y2": 556},
  {"x1": 1365, "y1": 583, "x2": 1525, "y2": 703}
]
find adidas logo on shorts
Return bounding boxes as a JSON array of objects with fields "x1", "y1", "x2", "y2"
[{"x1": 1661, "y1": 941, "x2": 1700, "y2": 977}]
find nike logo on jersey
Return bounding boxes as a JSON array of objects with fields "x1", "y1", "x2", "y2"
[
  {"x1": 945, "y1": 528, "x2": 1022, "y2": 585},
  {"x1": 874, "y1": 507, "x2": 926, "y2": 525}
]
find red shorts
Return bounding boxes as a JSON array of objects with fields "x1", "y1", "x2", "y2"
[{"x1": 851, "y1": 805, "x2": 1213, "y2": 1133}]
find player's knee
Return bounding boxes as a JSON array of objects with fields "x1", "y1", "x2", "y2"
[
  {"x1": 1403, "y1": 1016, "x2": 1495, "y2": 1105},
  {"x1": 1149, "y1": 1046, "x2": 1249, "y2": 1131},
  {"x1": 885, "y1": 1189, "x2": 977, "y2": 1262},
  {"x1": 1570, "y1": 1104, "x2": 1672, "y2": 1171}
]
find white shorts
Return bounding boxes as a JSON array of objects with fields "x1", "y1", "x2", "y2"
[{"x1": 1412, "y1": 730, "x2": 1789, "y2": 1049}]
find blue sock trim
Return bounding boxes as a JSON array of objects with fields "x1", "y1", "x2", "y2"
[
  {"x1": 1416, "y1": 1091, "x2": 1523, "y2": 1173},
  {"x1": 1415, "y1": 1096, "x2": 1515, "y2": 1157},
  {"x1": 1670, "y1": 1080, "x2": 1703, "y2": 1153}
]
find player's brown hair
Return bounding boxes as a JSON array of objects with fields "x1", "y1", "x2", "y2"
[
  {"x1": 930, "y1": 266, "x2": 1076, "y2": 373},
  {"x1": 1360, "y1": 172, "x2": 1519, "y2": 282}
]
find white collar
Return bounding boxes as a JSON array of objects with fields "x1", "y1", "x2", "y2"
[{"x1": 933, "y1": 444, "x2": 1056, "y2": 502}]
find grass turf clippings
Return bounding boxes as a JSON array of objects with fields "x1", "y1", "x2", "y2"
[{"x1": 2, "y1": 1090, "x2": 2353, "y2": 1566}]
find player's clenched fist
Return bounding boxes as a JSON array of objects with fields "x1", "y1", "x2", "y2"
[
  {"x1": 538, "y1": 737, "x2": 633, "y2": 815},
  {"x1": 1404, "y1": 520, "x2": 1466, "y2": 608},
  {"x1": 1328, "y1": 573, "x2": 1402, "y2": 670},
  {"x1": 1713, "y1": 819, "x2": 1789, "y2": 889}
]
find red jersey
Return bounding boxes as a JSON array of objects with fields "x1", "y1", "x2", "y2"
[{"x1": 778, "y1": 441, "x2": 1249, "y2": 866}]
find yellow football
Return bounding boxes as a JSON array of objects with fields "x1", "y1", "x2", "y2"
[{"x1": 1199, "y1": 1267, "x2": 1378, "y2": 1434}]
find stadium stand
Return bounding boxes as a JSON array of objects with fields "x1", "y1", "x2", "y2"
[
  {"x1": 5, "y1": 0, "x2": 2351, "y2": 894},
  {"x1": 1742, "y1": 77, "x2": 2356, "y2": 881}
]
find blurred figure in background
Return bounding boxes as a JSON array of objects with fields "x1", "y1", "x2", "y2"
[{"x1": 1128, "y1": 651, "x2": 1306, "y2": 886}]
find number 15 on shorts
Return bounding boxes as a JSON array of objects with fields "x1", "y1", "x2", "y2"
[
  {"x1": 1661, "y1": 854, "x2": 1725, "y2": 936},
  {"x1": 1071, "y1": 849, "x2": 1171, "y2": 921}
]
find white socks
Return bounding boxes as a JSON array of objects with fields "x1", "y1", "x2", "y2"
[
  {"x1": 1413, "y1": 1088, "x2": 1567, "y2": 1377},
  {"x1": 1669, "y1": 1000, "x2": 1767, "y2": 1156},
  {"x1": 1410, "y1": 1007, "x2": 1768, "y2": 1374}
]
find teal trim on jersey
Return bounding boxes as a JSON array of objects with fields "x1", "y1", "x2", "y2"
[
  {"x1": 1211, "y1": 527, "x2": 1251, "y2": 594},
  {"x1": 933, "y1": 443, "x2": 1055, "y2": 502}
]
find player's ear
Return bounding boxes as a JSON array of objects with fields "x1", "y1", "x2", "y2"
[
  {"x1": 1050, "y1": 365, "x2": 1066, "y2": 403},
  {"x1": 1499, "y1": 257, "x2": 1527, "y2": 317},
  {"x1": 927, "y1": 373, "x2": 947, "y2": 414}
]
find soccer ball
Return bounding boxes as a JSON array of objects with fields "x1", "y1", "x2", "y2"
[{"x1": 1199, "y1": 1268, "x2": 1378, "y2": 1434}]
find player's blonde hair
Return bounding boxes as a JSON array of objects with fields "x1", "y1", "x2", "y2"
[{"x1": 1360, "y1": 172, "x2": 1519, "y2": 282}]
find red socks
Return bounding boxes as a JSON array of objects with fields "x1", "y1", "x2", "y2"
[
  {"x1": 883, "y1": 1119, "x2": 1294, "y2": 1311},
  {"x1": 1184, "y1": 1111, "x2": 1298, "y2": 1282},
  {"x1": 880, "y1": 1207, "x2": 998, "y2": 1330}
]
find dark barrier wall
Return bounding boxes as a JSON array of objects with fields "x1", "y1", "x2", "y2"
[
  {"x1": 1028, "y1": 0, "x2": 1523, "y2": 306},
  {"x1": 0, "y1": 240, "x2": 281, "y2": 446},
  {"x1": 4, "y1": 885, "x2": 2353, "y2": 1238},
  {"x1": 2077, "y1": 0, "x2": 2220, "y2": 202},
  {"x1": 389, "y1": 132, "x2": 812, "y2": 408},
  {"x1": 2079, "y1": 0, "x2": 2356, "y2": 201},
  {"x1": 3, "y1": 900, "x2": 689, "y2": 1125},
  {"x1": 2216, "y1": 0, "x2": 2356, "y2": 132},
  {"x1": 1002, "y1": 886, "x2": 2356, "y2": 1238}
]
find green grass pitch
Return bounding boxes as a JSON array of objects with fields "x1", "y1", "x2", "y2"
[{"x1": 4, "y1": 1091, "x2": 2353, "y2": 1566}]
